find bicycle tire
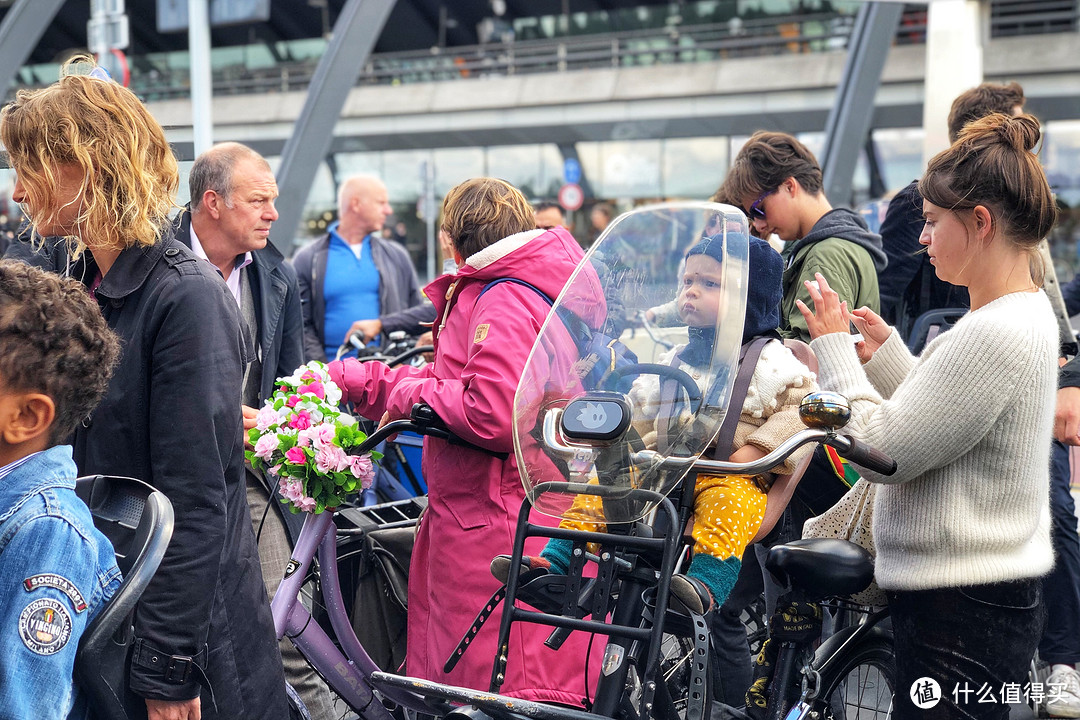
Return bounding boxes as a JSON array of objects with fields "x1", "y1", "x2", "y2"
[{"x1": 813, "y1": 635, "x2": 895, "y2": 720}]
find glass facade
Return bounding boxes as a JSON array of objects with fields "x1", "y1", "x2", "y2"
[
  {"x1": 4, "y1": 124, "x2": 1080, "y2": 289},
  {"x1": 273, "y1": 122, "x2": 1080, "y2": 289}
]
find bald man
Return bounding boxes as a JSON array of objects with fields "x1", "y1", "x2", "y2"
[{"x1": 294, "y1": 175, "x2": 432, "y2": 361}]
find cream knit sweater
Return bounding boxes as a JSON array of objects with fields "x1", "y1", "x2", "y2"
[{"x1": 810, "y1": 290, "x2": 1057, "y2": 591}]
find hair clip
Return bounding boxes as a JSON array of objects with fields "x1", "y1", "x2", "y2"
[{"x1": 88, "y1": 65, "x2": 113, "y2": 82}]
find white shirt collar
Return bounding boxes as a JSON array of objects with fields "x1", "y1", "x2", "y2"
[{"x1": 189, "y1": 223, "x2": 253, "y2": 306}]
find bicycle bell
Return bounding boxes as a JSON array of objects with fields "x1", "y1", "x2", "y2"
[{"x1": 798, "y1": 391, "x2": 851, "y2": 430}]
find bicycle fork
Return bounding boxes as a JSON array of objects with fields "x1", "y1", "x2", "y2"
[{"x1": 271, "y1": 511, "x2": 396, "y2": 720}]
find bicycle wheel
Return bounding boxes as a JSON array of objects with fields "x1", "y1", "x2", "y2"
[
  {"x1": 814, "y1": 636, "x2": 895, "y2": 720},
  {"x1": 657, "y1": 628, "x2": 715, "y2": 720},
  {"x1": 742, "y1": 592, "x2": 767, "y2": 658}
]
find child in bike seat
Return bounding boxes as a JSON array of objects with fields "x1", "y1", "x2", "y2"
[
  {"x1": 498, "y1": 236, "x2": 817, "y2": 615},
  {"x1": 0, "y1": 261, "x2": 123, "y2": 718}
]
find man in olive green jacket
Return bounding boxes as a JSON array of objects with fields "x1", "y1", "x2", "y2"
[{"x1": 720, "y1": 131, "x2": 886, "y2": 342}]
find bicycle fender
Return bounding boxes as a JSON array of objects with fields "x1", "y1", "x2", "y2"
[{"x1": 810, "y1": 621, "x2": 892, "y2": 681}]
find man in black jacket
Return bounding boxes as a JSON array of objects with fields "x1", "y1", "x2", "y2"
[
  {"x1": 294, "y1": 174, "x2": 434, "y2": 362},
  {"x1": 181, "y1": 142, "x2": 334, "y2": 718},
  {"x1": 877, "y1": 81, "x2": 1024, "y2": 340}
]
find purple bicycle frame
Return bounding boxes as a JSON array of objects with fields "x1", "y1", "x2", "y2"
[{"x1": 270, "y1": 511, "x2": 432, "y2": 717}]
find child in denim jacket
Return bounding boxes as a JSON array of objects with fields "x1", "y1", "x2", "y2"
[{"x1": 0, "y1": 261, "x2": 122, "y2": 719}]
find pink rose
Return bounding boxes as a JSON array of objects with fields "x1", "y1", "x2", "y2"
[
  {"x1": 255, "y1": 405, "x2": 280, "y2": 432},
  {"x1": 285, "y1": 446, "x2": 306, "y2": 465},
  {"x1": 279, "y1": 477, "x2": 307, "y2": 508},
  {"x1": 311, "y1": 423, "x2": 336, "y2": 450},
  {"x1": 315, "y1": 445, "x2": 349, "y2": 474},
  {"x1": 301, "y1": 370, "x2": 318, "y2": 382},
  {"x1": 297, "y1": 495, "x2": 317, "y2": 513},
  {"x1": 349, "y1": 454, "x2": 374, "y2": 482},
  {"x1": 286, "y1": 395, "x2": 301, "y2": 408},
  {"x1": 298, "y1": 380, "x2": 325, "y2": 400},
  {"x1": 253, "y1": 433, "x2": 280, "y2": 460},
  {"x1": 289, "y1": 409, "x2": 312, "y2": 430}
]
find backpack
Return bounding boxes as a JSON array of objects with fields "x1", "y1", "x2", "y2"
[{"x1": 478, "y1": 278, "x2": 638, "y2": 391}]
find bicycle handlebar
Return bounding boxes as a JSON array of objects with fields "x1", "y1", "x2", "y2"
[
  {"x1": 824, "y1": 434, "x2": 897, "y2": 475},
  {"x1": 346, "y1": 403, "x2": 509, "y2": 461},
  {"x1": 381, "y1": 345, "x2": 434, "y2": 366}
]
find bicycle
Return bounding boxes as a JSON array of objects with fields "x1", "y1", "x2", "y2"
[
  {"x1": 268, "y1": 397, "x2": 894, "y2": 720},
  {"x1": 269, "y1": 202, "x2": 897, "y2": 720}
]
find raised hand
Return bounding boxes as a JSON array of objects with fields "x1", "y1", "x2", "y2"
[
  {"x1": 848, "y1": 306, "x2": 891, "y2": 364},
  {"x1": 794, "y1": 273, "x2": 851, "y2": 339}
]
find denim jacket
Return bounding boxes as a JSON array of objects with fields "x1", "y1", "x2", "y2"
[{"x1": 0, "y1": 445, "x2": 121, "y2": 719}]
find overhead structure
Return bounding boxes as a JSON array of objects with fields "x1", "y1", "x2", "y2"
[
  {"x1": 0, "y1": 0, "x2": 66, "y2": 101},
  {"x1": 189, "y1": 0, "x2": 213, "y2": 157},
  {"x1": 921, "y1": 0, "x2": 986, "y2": 162},
  {"x1": 273, "y1": 0, "x2": 397, "y2": 252},
  {"x1": 819, "y1": 0, "x2": 905, "y2": 206}
]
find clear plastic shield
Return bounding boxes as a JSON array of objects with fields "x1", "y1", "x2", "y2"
[{"x1": 512, "y1": 202, "x2": 751, "y2": 524}]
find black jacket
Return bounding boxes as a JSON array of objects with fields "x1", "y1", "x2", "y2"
[
  {"x1": 172, "y1": 210, "x2": 306, "y2": 403},
  {"x1": 877, "y1": 180, "x2": 970, "y2": 339},
  {"x1": 4, "y1": 234, "x2": 288, "y2": 716},
  {"x1": 292, "y1": 232, "x2": 435, "y2": 361},
  {"x1": 173, "y1": 209, "x2": 308, "y2": 542}
]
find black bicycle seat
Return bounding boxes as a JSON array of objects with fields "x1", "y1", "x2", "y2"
[{"x1": 765, "y1": 538, "x2": 874, "y2": 600}]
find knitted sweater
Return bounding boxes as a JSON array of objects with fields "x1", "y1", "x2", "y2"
[
  {"x1": 629, "y1": 339, "x2": 817, "y2": 474},
  {"x1": 810, "y1": 290, "x2": 1057, "y2": 590}
]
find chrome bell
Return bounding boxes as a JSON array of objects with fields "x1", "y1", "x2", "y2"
[{"x1": 798, "y1": 391, "x2": 852, "y2": 431}]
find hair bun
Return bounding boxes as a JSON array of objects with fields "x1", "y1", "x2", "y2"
[{"x1": 958, "y1": 112, "x2": 1041, "y2": 152}]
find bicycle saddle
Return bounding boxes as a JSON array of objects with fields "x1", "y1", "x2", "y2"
[{"x1": 765, "y1": 538, "x2": 874, "y2": 601}]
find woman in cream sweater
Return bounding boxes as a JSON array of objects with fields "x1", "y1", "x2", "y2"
[{"x1": 798, "y1": 112, "x2": 1058, "y2": 720}]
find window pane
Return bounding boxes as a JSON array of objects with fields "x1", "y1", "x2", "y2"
[
  {"x1": 434, "y1": 147, "x2": 486, "y2": 197},
  {"x1": 486, "y1": 145, "x2": 543, "y2": 199},
  {"x1": 662, "y1": 137, "x2": 729, "y2": 198}
]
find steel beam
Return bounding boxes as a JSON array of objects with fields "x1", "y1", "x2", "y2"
[
  {"x1": 820, "y1": 1, "x2": 904, "y2": 206},
  {"x1": 0, "y1": 0, "x2": 66, "y2": 101},
  {"x1": 273, "y1": 0, "x2": 397, "y2": 254}
]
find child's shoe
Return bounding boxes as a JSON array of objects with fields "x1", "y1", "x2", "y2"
[
  {"x1": 669, "y1": 573, "x2": 715, "y2": 615},
  {"x1": 490, "y1": 554, "x2": 552, "y2": 583}
]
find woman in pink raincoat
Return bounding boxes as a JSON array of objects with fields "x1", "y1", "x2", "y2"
[{"x1": 328, "y1": 178, "x2": 602, "y2": 705}]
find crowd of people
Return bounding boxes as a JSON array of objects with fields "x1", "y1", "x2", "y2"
[{"x1": 0, "y1": 54, "x2": 1078, "y2": 720}]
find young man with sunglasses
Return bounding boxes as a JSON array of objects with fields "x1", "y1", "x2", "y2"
[{"x1": 719, "y1": 132, "x2": 886, "y2": 343}]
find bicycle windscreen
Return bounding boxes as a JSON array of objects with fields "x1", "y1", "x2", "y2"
[{"x1": 512, "y1": 202, "x2": 751, "y2": 524}]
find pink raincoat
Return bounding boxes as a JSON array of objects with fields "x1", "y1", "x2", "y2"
[{"x1": 329, "y1": 227, "x2": 603, "y2": 705}]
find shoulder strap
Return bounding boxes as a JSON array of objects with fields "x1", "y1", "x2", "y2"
[
  {"x1": 479, "y1": 277, "x2": 594, "y2": 348},
  {"x1": 479, "y1": 278, "x2": 555, "y2": 307},
  {"x1": 711, "y1": 337, "x2": 771, "y2": 461}
]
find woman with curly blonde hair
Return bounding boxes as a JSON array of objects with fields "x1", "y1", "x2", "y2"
[{"x1": 2, "y1": 58, "x2": 288, "y2": 720}]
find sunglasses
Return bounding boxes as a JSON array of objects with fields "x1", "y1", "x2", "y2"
[{"x1": 747, "y1": 188, "x2": 776, "y2": 221}]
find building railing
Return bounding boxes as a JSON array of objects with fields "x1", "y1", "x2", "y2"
[{"x1": 7, "y1": 3, "x2": 1079, "y2": 103}]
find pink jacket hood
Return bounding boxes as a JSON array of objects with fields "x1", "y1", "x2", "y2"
[{"x1": 426, "y1": 226, "x2": 605, "y2": 341}]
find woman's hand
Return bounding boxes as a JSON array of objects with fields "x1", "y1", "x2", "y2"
[
  {"x1": 795, "y1": 273, "x2": 853, "y2": 340},
  {"x1": 848, "y1": 306, "x2": 891, "y2": 364},
  {"x1": 146, "y1": 698, "x2": 200, "y2": 720}
]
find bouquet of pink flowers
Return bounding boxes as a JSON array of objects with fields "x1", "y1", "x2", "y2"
[{"x1": 246, "y1": 361, "x2": 379, "y2": 514}]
